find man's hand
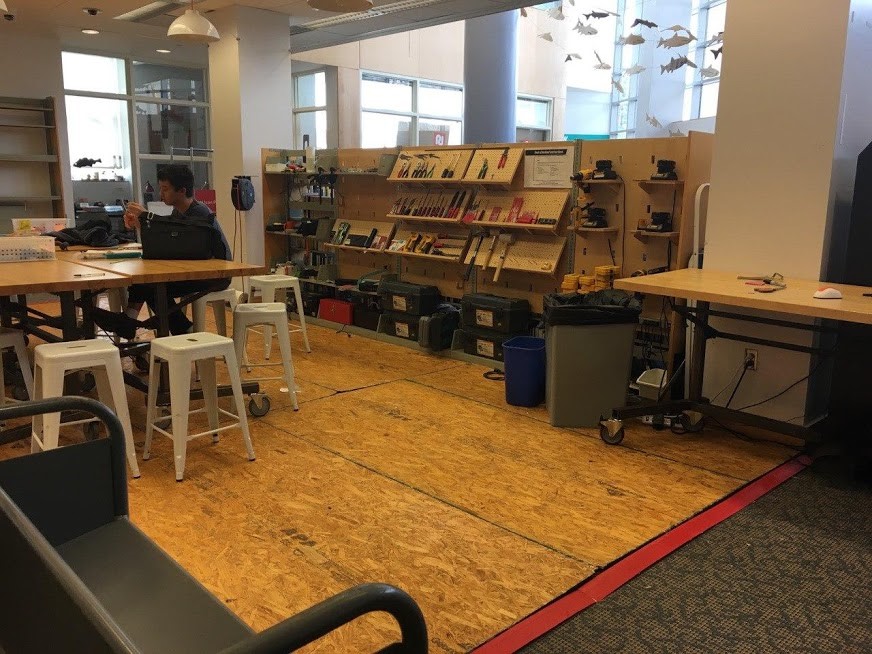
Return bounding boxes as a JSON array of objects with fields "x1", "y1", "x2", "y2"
[{"x1": 124, "y1": 202, "x2": 146, "y2": 229}]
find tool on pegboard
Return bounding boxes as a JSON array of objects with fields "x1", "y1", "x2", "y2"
[
  {"x1": 480, "y1": 232, "x2": 500, "y2": 270},
  {"x1": 493, "y1": 233, "x2": 515, "y2": 282}
]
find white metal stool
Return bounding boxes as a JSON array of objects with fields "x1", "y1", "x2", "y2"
[
  {"x1": 31, "y1": 339, "x2": 140, "y2": 478},
  {"x1": 248, "y1": 274, "x2": 311, "y2": 357},
  {"x1": 143, "y1": 332, "x2": 254, "y2": 481},
  {"x1": 233, "y1": 303, "x2": 299, "y2": 414},
  {"x1": 0, "y1": 328, "x2": 33, "y2": 406},
  {"x1": 192, "y1": 288, "x2": 242, "y2": 336}
]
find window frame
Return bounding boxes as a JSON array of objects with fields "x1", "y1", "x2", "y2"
[
  {"x1": 360, "y1": 71, "x2": 464, "y2": 147},
  {"x1": 609, "y1": 0, "x2": 641, "y2": 138},
  {"x1": 516, "y1": 94, "x2": 553, "y2": 141},
  {"x1": 62, "y1": 50, "x2": 211, "y2": 196},
  {"x1": 292, "y1": 68, "x2": 329, "y2": 149},
  {"x1": 685, "y1": 0, "x2": 727, "y2": 119}
]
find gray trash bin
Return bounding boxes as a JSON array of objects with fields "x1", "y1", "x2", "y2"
[{"x1": 543, "y1": 291, "x2": 641, "y2": 428}]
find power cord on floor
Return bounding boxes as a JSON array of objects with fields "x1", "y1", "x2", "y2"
[
  {"x1": 483, "y1": 369, "x2": 505, "y2": 381},
  {"x1": 736, "y1": 360, "x2": 825, "y2": 412}
]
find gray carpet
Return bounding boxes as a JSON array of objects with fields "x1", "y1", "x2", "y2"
[{"x1": 520, "y1": 461, "x2": 872, "y2": 654}]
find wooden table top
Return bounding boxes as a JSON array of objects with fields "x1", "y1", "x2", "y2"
[
  {"x1": 0, "y1": 258, "x2": 130, "y2": 295},
  {"x1": 614, "y1": 268, "x2": 872, "y2": 325},
  {"x1": 57, "y1": 252, "x2": 266, "y2": 284}
]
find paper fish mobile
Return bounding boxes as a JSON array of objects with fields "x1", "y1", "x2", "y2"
[
  {"x1": 699, "y1": 65, "x2": 720, "y2": 79},
  {"x1": 593, "y1": 51, "x2": 612, "y2": 70},
  {"x1": 646, "y1": 114, "x2": 663, "y2": 129},
  {"x1": 712, "y1": 46, "x2": 723, "y2": 58},
  {"x1": 574, "y1": 21, "x2": 598, "y2": 35},
  {"x1": 661, "y1": 25, "x2": 696, "y2": 40},
  {"x1": 520, "y1": 7, "x2": 527, "y2": 17},
  {"x1": 658, "y1": 34, "x2": 695, "y2": 48},
  {"x1": 539, "y1": 32, "x2": 554, "y2": 41},
  {"x1": 612, "y1": 78, "x2": 625, "y2": 94},
  {"x1": 623, "y1": 64, "x2": 646, "y2": 76},
  {"x1": 584, "y1": 10, "x2": 617, "y2": 19},
  {"x1": 619, "y1": 33, "x2": 646, "y2": 45},
  {"x1": 73, "y1": 157, "x2": 102, "y2": 168},
  {"x1": 548, "y1": 6, "x2": 565, "y2": 20},
  {"x1": 632, "y1": 18, "x2": 658, "y2": 29},
  {"x1": 704, "y1": 31, "x2": 724, "y2": 47},
  {"x1": 660, "y1": 55, "x2": 696, "y2": 74}
]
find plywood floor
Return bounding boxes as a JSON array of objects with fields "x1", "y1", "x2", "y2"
[{"x1": 0, "y1": 314, "x2": 798, "y2": 653}]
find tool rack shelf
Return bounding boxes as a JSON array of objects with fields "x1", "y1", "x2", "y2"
[
  {"x1": 389, "y1": 214, "x2": 463, "y2": 224},
  {"x1": 576, "y1": 227, "x2": 620, "y2": 235},
  {"x1": 631, "y1": 230, "x2": 679, "y2": 243},
  {"x1": 323, "y1": 243, "x2": 391, "y2": 255},
  {"x1": 635, "y1": 179, "x2": 686, "y2": 188},
  {"x1": 469, "y1": 222, "x2": 560, "y2": 234},
  {"x1": 462, "y1": 148, "x2": 523, "y2": 185},
  {"x1": 392, "y1": 250, "x2": 465, "y2": 263},
  {"x1": 387, "y1": 148, "x2": 474, "y2": 182}
]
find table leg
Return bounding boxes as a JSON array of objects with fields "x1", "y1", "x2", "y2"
[
  {"x1": 79, "y1": 291, "x2": 96, "y2": 338},
  {"x1": 0, "y1": 296, "x2": 12, "y2": 329},
  {"x1": 154, "y1": 283, "x2": 171, "y2": 337},
  {"x1": 688, "y1": 300, "x2": 709, "y2": 403},
  {"x1": 58, "y1": 292, "x2": 79, "y2": 341}
]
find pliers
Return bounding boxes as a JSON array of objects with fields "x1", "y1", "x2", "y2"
[{"x1": 738, "y1": 273, "x2": 786, "y2": 293}]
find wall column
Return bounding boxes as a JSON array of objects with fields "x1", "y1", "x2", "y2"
[
  {"x1": 463, "y1": 11, "x2": 518, "y2": 143},
  {"x1": 208, "y1": 6, "x2": 293, "y2": 266}
]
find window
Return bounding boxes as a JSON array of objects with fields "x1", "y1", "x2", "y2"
[
  {"x1": 360, "y1": 72, "x2": 463, "y2": 148},
  {"x1": 516, "y1": 96, "x2": 552, "y2": 142},
  {"x1": 683, "y1": 0, "x2": 727, "y2": 119},
  {"x1": 293, "y1": 71, "x2": 328, "y2": 150},
  {"x1": 62, "y1": 52, "x2": 211, "y2": 200},
  {"x1": 609, "y1": 0, "x2": 641, "y2": 138}
]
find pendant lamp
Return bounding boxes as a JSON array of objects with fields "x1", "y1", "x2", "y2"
[
  {"x1": 307, "y1": 0, "x2": 374, "y2": 12},
  {"x1": 167, "y1": 0, "x2": 220, "y2": 43}
]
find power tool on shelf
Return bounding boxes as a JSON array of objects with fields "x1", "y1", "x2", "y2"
[
  {"x1": 592, "y1": 159, "x2": 618, "y2": 180},
  {"x1": 582, "y1": 207, "x2": 609, "y2": 228},
  {"x1": 643, "y1": 211, "x2": 673, "y2": 232},
  {"x1": 651, "y1": 159, "x2": 678, "y2": 180}
]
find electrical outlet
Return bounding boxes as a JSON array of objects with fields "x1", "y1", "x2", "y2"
[{"x1": 745, "y1": 349, "x2": 758, "y2": 371}]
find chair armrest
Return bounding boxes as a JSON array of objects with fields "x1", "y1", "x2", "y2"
[{"x1": 218, "y1": 583, "x2": 427, "y2": 654}]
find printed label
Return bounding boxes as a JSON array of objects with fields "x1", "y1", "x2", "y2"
[
  {"x1": 392, "y1": 296, "x2": 408, "y2": 312},
  {"x1": 396, "y1": 322, "x2": 410, "y2": 338},
  {"x1": 476, "y1": 339, "x2": 495, "y2": 358},
  {"x1": 475, "y1": 309, "x2": 495, "y2": 328}
]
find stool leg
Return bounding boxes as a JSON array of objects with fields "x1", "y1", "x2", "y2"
[
  {"x1": 31, "y1": 362, "x2": 64, "y2": 454},
  {"x1": 274, "y1": 318, "x2": 299, "y2": 411},
  {"x1": 260, "y1": 286, "x2": 277, "y2": 359},
  {"x1": 143, "y1": 357, "x2": 160, "y2": 461},
  {"x1": 168, "y1": 358, "x2": 192, "y2": 481},
  {"x1": 224, "y1": 350, "x2": 255, "y2": 462},
  {"x1": 192, "y1": 299, "x2": 207, "y2": 333},
  {"x1": 291, "y1": 281, "x2": 311, "y2": 353},
  {"x1": 12, "y1": 339, "x2": 33, "y2": 400},
  {"x1": 97, "y1": 359, "x2": 141, "y2": 479},
  {"x1": 212, "y1": 301, "x2": 228, "y2": 336},
  {"x1": 197, "y1": 357, "x2": 220, "y2": 444}
]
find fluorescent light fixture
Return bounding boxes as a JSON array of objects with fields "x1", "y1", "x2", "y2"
[
  {"x1": 156, "y1": 48, "x2": 172, "y2": 53},
  {"x1": 81, "y1": 28, "x2": 100, "y2": 34},
  {"x1": 167, "y1": 1, "x2": 219, "y2": 43},
  {"x1": 307, "y1": 0, "x2": 374, "y2": 12}
]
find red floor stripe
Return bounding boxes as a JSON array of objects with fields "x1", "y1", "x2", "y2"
[{"x1": 472, "y1": 455, "x2": 811, "y2": 654}]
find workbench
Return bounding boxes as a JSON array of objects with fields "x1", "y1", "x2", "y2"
[{"x1": 602, "y1": 268, "x2": 869, "y2": 444}]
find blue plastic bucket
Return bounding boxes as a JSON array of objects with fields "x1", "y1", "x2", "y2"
[{"x1": 502, "y1": 336, "x2": 546, "y2": 407}]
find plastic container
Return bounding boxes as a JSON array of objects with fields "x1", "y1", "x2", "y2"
[
  {"x1": 0, "y1": 236, "x2": 56, "y2": 262},
  {"x1": 503, "y1": 336, "x2": 546, "y2": 407},
  {"x1": 637, "y1": 369, "x2": 667, "y2": 400},
  {"x1": 11, "y1": 219, "x2": 66, "y2": 235}
]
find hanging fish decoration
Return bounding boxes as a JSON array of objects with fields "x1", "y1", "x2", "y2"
[
  {"x1": 584, "y1": 11, "x2": 611, "y2": 19},
  {"x1": 646, "y1": 114, "x2": 663, "y2": 129},
  {"x1": 548, "y1": 6, "x2": 565, "y2": 20},
  {"x1": 623, "y1": 64, "x2": 646, "y2": 76},
  {"x1": 699, "y1": 65, "x2": 720, "y2": 79},
  {"x1": 539, "y1": 32, "x2": 554, "y2": 42},
  {"x1": 712, "y1": 46, "x2": 724, "y2": 59},
  {"x1": 660, "y1": 55, "x2": 696, "y2": 74},
  {"x1": 574, "y1": 21, "x2": 598, "y2": 35},
  {"x1": 658, "y1": 34, "x2": 695, "y2": 49},
  {"x1": 619, "y1": 33, "x2": 646, "y2": 45},
  {"x1": 593, "y1": 51, "x2": 612, "y2": 70},
  {"x1": 704, "y1": 31, "x2": 724, "y2": 47},
  {"x1": 661, "y1": 25, "x2": 697, "y2": 40},
  {"x1": 612, "y1": 77, "x2": 625, "y2": 94},
  {"x1": 73, "y1": 157, "x2": 102, "y2": 168},
  {"x1": 632, "y1": 18, "x2": 658, "y2": 29},
  {"x1": 567, "y1": 52, "x2": 583, "y2": 60},
  {"x1": 520, "y1": 7, "x2": 528, "y2": 17},
  {"x1": 669, "y1": 128, "x2": 686, "y2": 137}
]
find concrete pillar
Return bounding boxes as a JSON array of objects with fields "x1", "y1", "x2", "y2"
[
  {"x1": 463, "y1": 11, "x2": 518, "y2": 144},
  {"x1": 208, "y1": 6, "x2": 293, "y2": 267}
]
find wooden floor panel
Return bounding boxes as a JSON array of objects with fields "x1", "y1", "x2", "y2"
[
  {"x1": 411, "y1": 363, "x2": 797, "y2": 481},
  {"x1": 0, "y1": 315, "x2": 798, "y2": 653}
]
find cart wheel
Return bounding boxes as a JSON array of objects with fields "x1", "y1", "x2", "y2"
[
  {"x1": 248, "y1": 395, "x2": 271, "y2": 417},
  {"x1": 11, "y1": 384, "x2": 29, "y2": 402},
  {"x1": 83, "y1": 421, "x2": 101, "y2": 441},
  {"x1": 600, "y1": 418, "x2": 625, "y2": 445},
  {"x1": 679, "y1": 411, "x2": 705, "y2": 433},
  {"x1": 80, "y1": 372, "x2": 96, "y2": 393},
  {"x1": 134, "y1": 354, "x2": 150, "y2": 373}
]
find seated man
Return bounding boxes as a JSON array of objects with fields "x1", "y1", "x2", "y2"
[{"x1": 93, "y1": 164, "x2": 233, "y2": 339}]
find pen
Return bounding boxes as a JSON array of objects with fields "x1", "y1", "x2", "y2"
[{"x1": 74, "y1": 273, "x2": 105, "y2": 277}]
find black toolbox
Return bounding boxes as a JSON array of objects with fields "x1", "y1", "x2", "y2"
[
  {"x1": 461, "y1": 294, "x2": 531, "y2": 333},
  {"x1": 418, "y1": 306, "x2": 461, "y2": 351},
  {"x1": 379, "y1": 281, "x2": 441, "y2": 316},
  {"x1": 382, "y1": 311, "x2": 420, "y2": 341},
  {"x1": 338, "y1": 289, "x2": 382, "y2": 331},
  {"x1": 461, "y1": 327, "x2": 523, "y2": 362}
]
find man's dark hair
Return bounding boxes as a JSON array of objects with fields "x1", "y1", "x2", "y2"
[{"x1": 157, "y1": 164, "x2": 195, "y2": 198}]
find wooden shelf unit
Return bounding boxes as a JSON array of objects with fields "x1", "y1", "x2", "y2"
[
  {"x1": 462, "y1": 147, "x2": 523, "y2": 185},
  {"x1": 0, "y1": 96, "x2": 66, "y2": 222},
  {"x1": 576, "y1": 227, "x2": 620, "y2": 235},
  {"x1": 388, "y1": 148, "x2": 474, "y2": 182}
]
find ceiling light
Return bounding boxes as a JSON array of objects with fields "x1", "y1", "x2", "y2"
[
  {"x1": 156, "y1": 48, "x2": 172, "y2": 53},
  {"x1": 307, "y1": 0, "x2": 374, "y2": 12},
  {"x1": 81, "y1": 28, "x2": 100, "y2": 34},
  {"x1": 167, "y1": 0, "x2": 219, "y2": 43}
]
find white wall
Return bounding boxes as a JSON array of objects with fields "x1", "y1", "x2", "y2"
[
  {"x1": 564, "y1": 88, "x2": 610, "y2": 137},
  {"x1": 701, "y1": 0, "x2": 853, "y2": 423}
]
